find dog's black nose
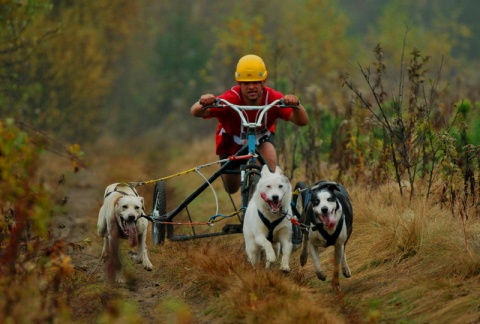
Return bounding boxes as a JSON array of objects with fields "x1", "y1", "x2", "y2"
[
  {"x1": 128, "y1": 215, "x2": 136, "y2": 222},
  {"x1": 272, "y1": 195, "x2": 279, "y2": 202},
  {"x1": 321, "y1": 207, "x2": 328, "y2": 214}
]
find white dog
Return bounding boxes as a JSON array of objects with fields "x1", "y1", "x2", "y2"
[
  {"x1": 300, "y1": 181, "x2": 353, "y2": 290},
  {"x1": 97, "y1": 183, "x2": 152, "y2": 282},
  {"x1": 243, "y1": 165, "x2": 293, "y2": 272}
]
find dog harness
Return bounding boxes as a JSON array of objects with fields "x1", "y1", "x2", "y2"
[
  {"x1": 311, "y1": 213, "x2": 344, "y2": 247},
  {"x1": 104, "y1": 183, "x2": 139, "y2": 198},
  {"x1": 257, "y1": 209, "x2": 286, "y2": 242},
  {"x1": 303, "y1": 181, "x2": 351, "y2": 247}
]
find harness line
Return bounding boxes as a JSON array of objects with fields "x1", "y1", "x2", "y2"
[
  {"x1": 120, "y1": 155, "x2": 311, "y2": 228},
  {"x1": 193, "y1": 166, "x2": 220, "y2": 216},
  {"x1": 143, "y1": 210, "x2": 243, "y2": 226},
  {"x1": 127, "y1": 155, "x2": 253, "y2": 187}
]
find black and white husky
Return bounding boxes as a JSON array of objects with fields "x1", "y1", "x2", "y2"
[{"x1": 300, "y1": 181, "x2": 353, "y2": 289}]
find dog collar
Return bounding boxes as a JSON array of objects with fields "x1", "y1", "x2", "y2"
[
  {"x1": 311, "y1": 213, "x2": 344, "y2": 247},
  {"x1": 257, "y1": 209, "x2": 286, "y2": 242}
]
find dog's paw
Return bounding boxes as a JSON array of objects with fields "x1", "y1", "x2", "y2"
[
  {"x1": 342, "y1": 267, "x2": 351, "y2": 278},
  {"x1": 143, "y1": 259, "x2": 153, "y2": 271},
  {"x1": 265, "y1": 251, "x2": 276, "y2": 264},
  {"x1": 316, "y1": 271, "x2": 327, "y2": 281},
  {"x1": 114, "y1": 274, "x2": 127, "y2": 285},
  {"x1": 129, "y1": 251, "x2": 146, "y2": 265},
  {"x1": 280, "y1": 265, "x2": 291, "y2": 273}
]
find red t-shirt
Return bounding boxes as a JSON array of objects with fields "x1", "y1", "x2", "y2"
[{"x1": 204, "y1": 86, "x2": 293, "y2": 156}]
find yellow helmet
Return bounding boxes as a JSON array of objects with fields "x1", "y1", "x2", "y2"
[{"x1": 235, "y1": 54, "x2": 268, "y2": 82}]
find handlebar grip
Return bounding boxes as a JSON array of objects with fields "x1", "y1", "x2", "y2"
[
  {"x1": 202, "y1": 97, "x2": 297, "y2": 109},
  {"x1": 280, "y1": 99, "x2": 301, "y2": 109},
  {"x1": 202, "y1": 98, "x2": 222, "y2": 110},
  {"x1": 278, "y1": 98, "x2": 299, "y2": 109}
]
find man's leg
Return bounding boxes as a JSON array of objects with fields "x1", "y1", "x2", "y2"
[
  {"x1": 221, "y1": 140, "x2": 277, "y2": 194},
  {"x1": 257, "y1": 141, "x2": 277, "y2": 171},
  {"x1": 222, "y1": 173, "x2": 241, "y2": 194}
]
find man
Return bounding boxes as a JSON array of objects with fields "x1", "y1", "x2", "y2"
[{"x1": 191, "y1": 54, "x2": 309, "y2": 193}]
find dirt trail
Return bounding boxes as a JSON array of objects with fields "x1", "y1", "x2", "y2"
[{"x1": 48, "y1": 154, "x2": 170, "y2": 322}]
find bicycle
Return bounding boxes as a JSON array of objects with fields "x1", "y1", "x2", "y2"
[{"x1": 146, "y1": 98, "x2": 308, "y2": 245}]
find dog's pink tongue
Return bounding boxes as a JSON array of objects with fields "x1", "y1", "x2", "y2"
[
  {"x1": 321, "y1": 215, "x2": 337, "y2": 229},
  {"x1": 125, "y1": 222, "x2": 138, "y2": 247},
  {"x1": 269, "y1": 201, "x2": 281, "y2": 213},
  {"x1": 326, "y1": 219, "x2": 337, "y2": 229},
  {"x1": 261, "y1": 192, "x2": 268, "y2": 202}
]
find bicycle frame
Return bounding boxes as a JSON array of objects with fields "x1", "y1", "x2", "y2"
[{"x1": 149, "y1": 98, "x2": 293, "y2": 242}]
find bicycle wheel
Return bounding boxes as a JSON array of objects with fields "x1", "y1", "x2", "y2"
[
  {"x1": 292, "y1": 181, "x2": 308, "y2": 245},
  {"x1": 241, "y1": 166, "x2": 261, "y2": 209},
  {"x1": 151, "y1": 181, "x2": 170, "y2": 245},
  {"x1": 239, "y1": 166, "x2": 261, "y2": 230},
  {"x1": 246, "y1": 172, "x2": 259, "y2": 202}
]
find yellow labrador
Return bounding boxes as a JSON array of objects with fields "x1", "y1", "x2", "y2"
[{"x1": 97, "y1": 183, "x2": 152, "y2": 282}]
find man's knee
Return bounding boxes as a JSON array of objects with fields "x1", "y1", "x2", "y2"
[
  {"x1": 222, "y1": 174, "x2": 240, "y2": 194},
  {"x1": 225, "y1": 183, "x2": 240, "y2": 194}
]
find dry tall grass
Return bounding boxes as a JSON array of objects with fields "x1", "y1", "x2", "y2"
[
  {"x1": 13, "y1": 136, "x2": 480, "y2": 323},
  {"x1": 143, "y1": 180, "x2": 480, "y2": 323}
]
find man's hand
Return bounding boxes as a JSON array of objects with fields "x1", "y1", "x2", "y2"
[
  {"x1": 285, "y1": 94, "x2": 308, "y2": 126},
  {"x1": 191, "y1": 93, "x2": 216, "y2": 117},
  {"x1": 199, "y1": 94, "x2": 216, "y2": 106},
  {"x1": 283, "y1": 94, "x2": 300, "y2": 106}
]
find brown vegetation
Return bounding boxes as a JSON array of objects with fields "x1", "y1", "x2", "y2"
[
  {"x1": 2, "y1": 1, "x2": 480, "y2": 322},
  {"x1": 2, "y1": 134, "x2": 478, "y2": 323}
]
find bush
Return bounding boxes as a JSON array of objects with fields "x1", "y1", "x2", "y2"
[{"x1": 0, "y1": 119, "x2": 74, "y2": 322}]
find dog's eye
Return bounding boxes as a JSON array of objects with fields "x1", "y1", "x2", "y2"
[
  {"x1": 135, "y1": 206, "x2": 140, "y2": 210},
  {"x1": 327, "y1": 197, "x2": 335, "y2": 202},
  {"x1": 312, "y1": 199, "x2": 320, "y2": 206},
  {"x1": 122, "y1": 205, "x2": 128, "y2": 209},
  {"x1": 279, "y1": 185, "x2": 283, "y2": 189}
]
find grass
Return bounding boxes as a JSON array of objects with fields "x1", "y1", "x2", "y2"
[
  {"x1": 3, "y1": 136, "x2": 480, "y2": 323},
  {"x1": 134, "y1": 139, "x2": 480, "y2": 323}
]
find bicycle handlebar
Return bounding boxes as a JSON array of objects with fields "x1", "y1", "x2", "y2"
[{"x1": 205, "y1": 98, "x2": 296, "y2": 128}]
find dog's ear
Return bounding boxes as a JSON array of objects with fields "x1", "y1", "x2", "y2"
[
  {"x1": 282, "y1": 175, "x2": 292, "y2": 191},
  {"x1": 274, "y1": 166, "x2": 283, "y2": 175},
  {"x1": 113, "y1": 195, "x2": 122, "y2": 207},
  {"x1": 103, "y1": 193, "x2": 123, "y2": 226},
  {"x1": 334, "y1": 190, "x2": 353, "y2": 218},
  {"x1": 261, "y1": 164, "x2": 270, "y2": 175}
]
